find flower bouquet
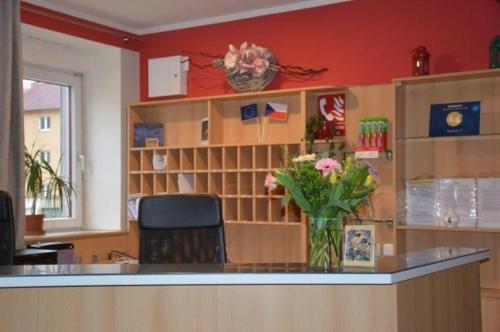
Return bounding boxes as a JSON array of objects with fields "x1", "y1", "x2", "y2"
[{"x1": 265, "y1": 154, "x2": 376, "y2": 269}]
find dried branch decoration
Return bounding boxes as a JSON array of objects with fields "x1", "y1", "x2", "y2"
[{"x1": 184, "y1": 42, "x2": 328, "y2": 92}]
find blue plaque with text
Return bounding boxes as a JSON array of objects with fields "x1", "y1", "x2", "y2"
[{"x1": 429, "y1": 101, "x2": 480, "y2": 137}]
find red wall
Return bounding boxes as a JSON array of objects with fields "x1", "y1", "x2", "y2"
[
  {"x1": 141, "y1": 0, "x2": 500, "y2": 100},
  {"x1": 21, "y1": 2, "x2": 143, "y2": 52},
  {"x1": 20, "y1": 0, "x2": 500, "y2": 101}
]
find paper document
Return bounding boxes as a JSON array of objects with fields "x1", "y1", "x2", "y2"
[
  {"x1": 439, "y1": 178, "x2": 477, "y2": 227},
  {"x1": 178, "y1": 173, "x2": 194, "y2": 193},
  {"x1": 405, "y1": 179, "x2": 440, "y2": 225},
  {"x1": 477, "y1": 178, "x2": 500, "y2": 228},
  {"x1": 127, "y1": 195, "x2": 143, "y2": 220}
]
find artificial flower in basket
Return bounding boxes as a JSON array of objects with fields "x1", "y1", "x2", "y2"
[
  {"x1": 213, "y1": 42, "x2": 277, "y2": 93},
  {"x1": 265, "y1": 154, "x2": 377, "y2": 269}
]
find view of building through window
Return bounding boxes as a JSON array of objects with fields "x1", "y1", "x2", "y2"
[{"x1": 23, "y1": 79, "x2": 72, "y2": 219}]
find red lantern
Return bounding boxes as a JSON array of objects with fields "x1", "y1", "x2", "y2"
[{"x1": 412, "y1": 46, "x2": 430, "y2": 76}]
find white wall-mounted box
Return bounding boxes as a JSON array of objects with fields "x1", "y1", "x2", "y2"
[{"x1": 148, "y1": 55, "x2": 188, "y2": 97}]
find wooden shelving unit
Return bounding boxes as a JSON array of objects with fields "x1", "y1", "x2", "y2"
[
  {"x1": 128, "y1": 84, "x2": 398, "y2": 263},
  {"x1": 128, "y1": 142, "x2": 303, "y2": 223},
  {"x1": 128, "y1": 86, "x2": 361, "y2": 263},
  {"x1": 394, "y1": 68, "x2": 500, "y2": 332}
]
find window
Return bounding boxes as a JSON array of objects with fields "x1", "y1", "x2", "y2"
[
  {"x1": 23, "y1": 65, "x2": 82, "y2": 230},
  {"x1": 38, "y1": 116, "x2": 51, "y2": 131},
  {"x1": 40, "y1": 150, "x2": 50, "y2": 163}
]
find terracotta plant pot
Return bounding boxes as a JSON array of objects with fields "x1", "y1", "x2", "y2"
[{"x1": 25, "y1": 214, "x2": 45, "y2": 235}]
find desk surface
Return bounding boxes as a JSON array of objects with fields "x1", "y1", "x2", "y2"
[{"x1": 0, "y1": 247, "x2": 489, "y2": 288}]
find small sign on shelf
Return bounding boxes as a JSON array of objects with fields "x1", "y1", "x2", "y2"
[{"x1": 354, "y1": 148, "x2": 379, "y2": 159}]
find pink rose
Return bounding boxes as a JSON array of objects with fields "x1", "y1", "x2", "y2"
[
  {"x1": 315, "y1": 158, "x2": 342, "y2": 177},
  {"x1": 264, "y1": 174, "x2": 277, "y2": 191}
]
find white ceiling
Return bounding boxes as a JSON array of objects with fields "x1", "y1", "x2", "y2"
[{"x1": 25, "y1": 0, "x2": 349, "y2": 35}]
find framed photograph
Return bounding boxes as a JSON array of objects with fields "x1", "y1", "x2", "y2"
[
  {"x1": 343, "y1": 224, "x2": 376, "y2": 267},
  {"x1": 201, "y1": 117, "x2": 208, "y2": 145}
]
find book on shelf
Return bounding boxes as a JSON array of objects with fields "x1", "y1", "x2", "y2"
[{"x1": 134, "y1": 123, "x2": 164, "y2": 147}]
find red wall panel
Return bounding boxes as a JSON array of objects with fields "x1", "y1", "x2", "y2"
[
  {"x1": 141, "y1": 0, "x2": 500, "y2": 100},
  {"x1": 20, "y1": 0, "x2": 500, "y2": 101}
]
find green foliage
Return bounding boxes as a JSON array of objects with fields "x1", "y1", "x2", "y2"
[
  {"x1": 25, "y1": 145, "x2": 75, "y2": 216},
  {"x1": 305, "y1": 118, "x2": 319, "y2": 154},
  {"x1": 273, "y1": 155, "x2": 376, "y2": 219}
]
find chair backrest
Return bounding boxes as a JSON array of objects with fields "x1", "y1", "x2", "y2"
[
  {"x1": 138, "y1": 194, "x2": 226, "y2": 264},
  {"x1": 0, "y1": 191, "x2": 15, "y2": 265}
]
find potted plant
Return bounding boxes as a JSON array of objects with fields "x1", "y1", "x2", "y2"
[{"x1": 24, "y1": 146, "x2": 74, "y2": 235}]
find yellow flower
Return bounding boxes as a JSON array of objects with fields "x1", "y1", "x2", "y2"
[
  {"x1": 342, "y1": 156, "x2": 354, "y2": 175},
  {"x1": 292, "y1": 153, "x2": 316, "y2": 163},
  {"x1": 330, "y1": 173, "x2": 337, "y2": 184},
  {"x1": 365, "y1": 175, "x2": 373, "y2": 186}
]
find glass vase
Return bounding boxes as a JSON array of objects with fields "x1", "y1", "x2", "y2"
[{"x1": 308, "y1": 217, "x2": 343, "y2": 270}]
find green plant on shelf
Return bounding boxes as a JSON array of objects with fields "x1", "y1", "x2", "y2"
[{"x1": 305, "y1": 117, "x2": 345, "y2": 156}]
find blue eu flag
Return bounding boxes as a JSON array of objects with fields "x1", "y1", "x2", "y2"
[{"x1": 240, "y1": 103, "x2": 258, "y2": 121}]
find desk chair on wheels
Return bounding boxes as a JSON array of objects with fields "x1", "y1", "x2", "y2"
[{"x1": 138, "y1": 194, "x2": 227, "y2": 264}]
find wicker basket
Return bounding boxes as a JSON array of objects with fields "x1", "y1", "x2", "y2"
[{"x1": 225, "y1": 54, "x2": 278, "y2": 93}]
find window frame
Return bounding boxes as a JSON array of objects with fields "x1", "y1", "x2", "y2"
[{"x1": 24, "y1": 63, "x2": 83, "y2": 230}]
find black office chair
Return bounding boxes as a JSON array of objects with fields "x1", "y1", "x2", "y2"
[
  {"x1": 0, "y1": 191, "x2": 15, "y2": 265},
  {"x1": 138, "y1": 194, "x2": 227, "y2": 264}
]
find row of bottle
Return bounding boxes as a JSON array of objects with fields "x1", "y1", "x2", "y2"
[{"x1": 358, "y1": 117, "x2": 388, "y2": 151}]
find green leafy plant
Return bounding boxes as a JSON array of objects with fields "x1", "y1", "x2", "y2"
[
  {"x1": 305, "y1": 117, "x2": 345, "y2": 156},
  {"x1": 25, "y1": 145, "x2": 75, "y2": 216},
  {"x1": 305, "y1": 117, "x2": 320, "y2": 153}
]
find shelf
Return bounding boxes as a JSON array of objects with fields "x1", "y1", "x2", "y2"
[
  {"x1": 350, "y1": 149, "x2": 393, "y2": 160},
  {"x1": 216, "y1": 194, "x2": 285, "y2": 199},
  {"x1": 312, "y1": 139, "x2": 345, "y2": 145},
  {"x1": 396, "y1": 134, "x2": 500, "y2": 142},
  {"x1": 481, "y1": 288, "x2": 500, "y2": 299},
  {"x1": 224, "y1": 221, "x2": 302, "y2": 227},
  {"x1": 393, "y1": 68, "x2": 500, "y2": 86},
  {"x1": 239, "y1": 172, "x2": 253, "y2": 195},
  {"x1": 180, "y1": 148, "x2": 194, "y2": 171},
  {"x1": 397, "y1": 225, "x2": 500, "y2": 234},
  {"x1": 254, "y1": 145, "x2": 268, "y2": 169},
  {"x1": 129, "y1": 146, "x2": 158, "y2": 151},
  {"x1": 223, "y1": 146, "x2": 238, "y2": 170},
  {"x1": 239, "y1": 146, "x2": 253, "y2": 169},
  {"x1": 270, "y1": 145, "x2": 285, "y2": 168}
]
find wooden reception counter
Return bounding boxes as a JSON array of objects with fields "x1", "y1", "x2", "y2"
[{"x1": 0, "y1": 247, "x2": 489, "y2": 332}]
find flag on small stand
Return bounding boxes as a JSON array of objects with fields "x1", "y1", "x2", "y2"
[
  {"x1": 264, "y1": 102, "x2": 288, "y2": 120},
  {"x1": 240, "y1": 103, "x2": 259, "y2": 121}
]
